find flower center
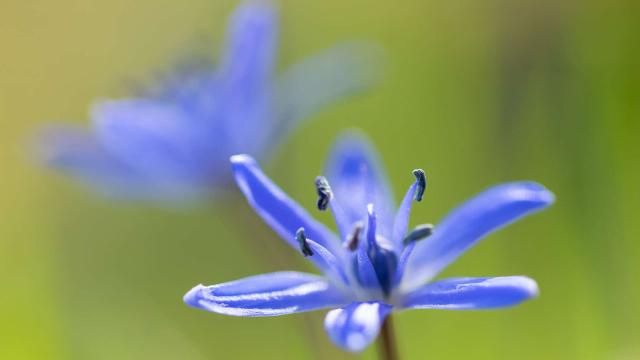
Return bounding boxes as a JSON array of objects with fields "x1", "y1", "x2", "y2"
[{"x1": 311, "y1": 172, "x2": 434, "y2": 299}]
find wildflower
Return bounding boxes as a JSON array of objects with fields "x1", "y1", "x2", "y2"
[
  {"x1": 39, "y1": 1, "x2": 380, "y2": 203},
  {"x1": 184, "y1": 132, "x2": 554, "y2": 352}
]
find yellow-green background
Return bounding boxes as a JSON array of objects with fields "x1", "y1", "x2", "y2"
[{"x1": 1, "y1": 0, "x2": 639, "y2": 359}]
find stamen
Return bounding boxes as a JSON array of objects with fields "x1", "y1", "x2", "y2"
[
  {"x1": 412, "y1": 169, "x2": 426, "y2": 202},
  {"x1": 403, "y1": 224, "x2": 434, "y2": 246},
  {"x1": 315, "y1": 176, "x2": 333, "y2": 211},
  {"x1": 296, "y1": 227, "x2": 314, "y2": 257},
  {"x1": 345, "y1": 222, "x2": 364, "y2": 251}
]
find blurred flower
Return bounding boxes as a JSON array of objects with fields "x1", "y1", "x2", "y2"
[
  {"x1": 39, "y1": 1, "x2": 380, "y2": 203},
  {"x1": 184, "y1": 132, "x2": 555, "y2": 352}
]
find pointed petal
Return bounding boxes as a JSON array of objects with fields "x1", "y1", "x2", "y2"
[
  {"x1": 230, "y1": 155, "x2": 345, "y2": 269},
  {"x1": 306, "y1": 239, "x2": 350, "y2": 285},
  {"x1": 324, "y1": 301, "x2": 392, "y2": 352},
  {"x1": 324, "y1": 132, "x2": 395, "y2": 239},
  {"x1": 328, "y1": 199, "x2": 351, "y2": 243},
  {"x1": 39, "y1": 125, "x2": 213, "y2": 203},
  {"x1": 273, "y1": 42, "x2": 382, "y2": 142},
  {"x1": 402, "y1": 276, "x2": 539, "y2": 310},
  {"x1": 392, "y1": 240, "x2": 416, "y2": 287},
  {"x1": 402, "y1": 182, "x2": 555, "y2": 291},
  {"x1": 91, "y1": 99, "x2": 213, "y2": 180},
  {"x1": 38, "y1": 126, "x2": 147, "y2": 197},
  {"x1": 219, "y1": 2, "x2": 277, "y2": 90},
  {"x1": 184, "y1": 272, "x2": 347, "y2": 317},
  {"x1": 218, "y1": 2, "x2": 278, "y2": 153},
  {"x1": 355, "y1": 246, "x2": 381, "y2": 290}
]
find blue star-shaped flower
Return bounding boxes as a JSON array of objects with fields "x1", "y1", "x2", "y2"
[
  {"x1": 40, "y1": 1, "x2": 379, "y2": 203},
  {"x1": 184, "y1": 132, "x2": 555, "y2": 352}
]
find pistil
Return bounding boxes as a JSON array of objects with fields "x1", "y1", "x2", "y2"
[{"x1": 366, "y1": 204, "x2": 397, "y2": 296}]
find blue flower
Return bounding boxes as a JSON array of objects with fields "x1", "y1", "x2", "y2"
[
  {"x1": 39, "y1": 1, "x2": 380, "y2": 203},
  {"x1": 184, "y1": 132, "x2": 555, "y2": 352}
]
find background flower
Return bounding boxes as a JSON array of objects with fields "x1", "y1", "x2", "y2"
[{"x1": 38, "y1": 1, "x2": 381, "y2": 203}]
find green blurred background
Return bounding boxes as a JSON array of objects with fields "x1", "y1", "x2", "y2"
[{"x1": 1, "y1": 0, "x2": 639, "y2": 358}]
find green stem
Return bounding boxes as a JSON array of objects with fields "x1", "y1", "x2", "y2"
[{"x1": 377, "y1": 315, "x2": 399, "y2": 360}]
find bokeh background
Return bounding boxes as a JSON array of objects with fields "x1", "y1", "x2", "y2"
[{"x1": 1, "y1": 0, "x2": 639, "y2": 359}]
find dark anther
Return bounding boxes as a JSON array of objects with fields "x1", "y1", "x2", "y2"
[
  {"x1": 296, "y1": 228, "x2": 314, "y2": 257},
  {"x1": 412, "y1": 169, "x2": 426, "y2": 202},
  {"x1": 403, "y1": 224, "x2": 434, "y2": 246},
  {"x1": 315, "y1": 176, "x2": 333, "y2": 211},
  {"x1": 345, "y1": 222, "x2": 364, "y2": 251}
]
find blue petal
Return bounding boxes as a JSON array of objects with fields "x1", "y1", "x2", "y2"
[
  {"x1": 39, "y1": 126, "x2": 212, "y2": 202},
  {"x1": 184, "y1": 271, "x2": 347, "y2": 317},
  {"x1": 219, "y1": 1, "x2": 277, "y2": 91},
  {"x1": 91, "y1": 99, "x2": 216, "y2": 181},
  {"x1": 273, "y1": 42, "x2": 382, "y2": 144},
  {"x1": 306, "y1": 239, "x2": 351, "y2": 285},
  {"x1": 355, "y1": 245, "x2": 381, "y2": 290},
  {"x1": 392, "y1": 240, "x2": 416, "y2": 288},
  {"x1": 230, "y1": 155, "x2": 346, "y2": 270},
  {"x1": 402, "y1": 182, "x2": 555, "y2": 291},
  {"x1": 327, "y1": 198, "x2": 351, "y2": 243},
  {"x1": 218, "y1": 1, "x2": 278, "y2": 154},
  {"x1": 39, "y1": 126, "x2": 143, "y2": 192},
  {"x1": 324, "y1": 301, "x2": 392, "y2": 352},
  {"x1": 391, "y1": 181, "x2": 419, "y2": 246},
  {"x1": 324, "y1": 132, "x2": 395, "y2": 239},
  {"x1": 401, "y1": 276, "x2": 539, "y2": 310}
]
